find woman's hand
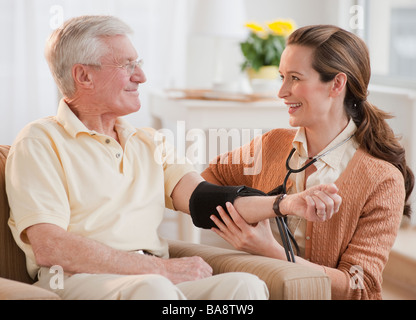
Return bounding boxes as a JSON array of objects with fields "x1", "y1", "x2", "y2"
[
  {"x1": 210, "y1": 202, "x2": 286, "y2": 259},
  {"x1": 280, "y1": 183, "x2": 342, "y2": 222}
]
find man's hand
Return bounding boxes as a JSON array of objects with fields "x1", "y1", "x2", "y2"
[
  {"x1": 162, "y1": 256, "x2": 213, "y2": 284},
  {"x1": 280, "y1": 183, "x2": 342, "y2": 222}
]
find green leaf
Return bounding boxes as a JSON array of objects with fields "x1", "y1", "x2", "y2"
[{"x1": 240, "y1": 30, "x2": 287, "y2": 69}]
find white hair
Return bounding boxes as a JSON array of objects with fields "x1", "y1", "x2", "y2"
[{"x1": 45, "y1": 15, "x2": 133, "y2": 98}]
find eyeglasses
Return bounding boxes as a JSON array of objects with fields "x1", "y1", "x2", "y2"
[{"x1": 100, "y1": 59, "x2": 144, "y2": 76}]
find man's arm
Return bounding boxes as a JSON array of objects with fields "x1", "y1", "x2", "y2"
[
  {"x1": 26, "y1": 223, "x2": 212, "y2": 284},
  {"x1": 233, "y1": 183, "x2": 341, "y2": 223},
  {"x1": 172, "y1": 172, "x2": 341, "y2": 223},
  {"x1": 171, "y1": 172, "x2": 204, "y2": 213}
]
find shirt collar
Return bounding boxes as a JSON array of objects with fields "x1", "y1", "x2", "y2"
[
  {"x1": 56, "y1": 99, "x2": 90, "y2": 138},
  {"x1": 115, "y1": 117, "x2": 137, "y2": 146},
  {"x1": 292, "y1": 118, "x2": 358, "y2": 169},
  {"x1": 56, "y1": 99, "x2": 137, "y2": 141}
]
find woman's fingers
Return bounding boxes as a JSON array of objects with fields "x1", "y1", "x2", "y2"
[{"x1": 210, "y1": 205, "x2": 241, "y2": 247}]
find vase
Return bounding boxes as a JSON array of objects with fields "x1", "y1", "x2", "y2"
[
  {"x1": 246, "y1": 66, "x2": 279, "y2": 81},
  {"x1": 246, "y1": 66, "x2": 281, "y2": 97}
]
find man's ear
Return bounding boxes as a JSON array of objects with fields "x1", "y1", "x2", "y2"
[
  {"x1": 72, "y1": 64, "x2": 94, "y2": 90},
  {"x1": 329, "y1": 72, "x2": 347, "y2": 98}
]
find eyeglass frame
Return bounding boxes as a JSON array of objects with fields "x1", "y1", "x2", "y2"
[{"x1": 86, "y1": 59, "x2": 144, "y2": 76}]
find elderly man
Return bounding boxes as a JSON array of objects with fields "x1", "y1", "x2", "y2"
[{"x1": 6, "y1": 16, "x2": 340, "y2": 300}]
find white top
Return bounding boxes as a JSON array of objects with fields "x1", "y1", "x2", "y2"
[{"x1": 272, "y1": 119, "x2": 359, "y2": 257}]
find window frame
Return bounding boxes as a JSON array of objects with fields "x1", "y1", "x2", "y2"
[{"x1": 340, "y1": 0, "x2": 416, "y2": 90}]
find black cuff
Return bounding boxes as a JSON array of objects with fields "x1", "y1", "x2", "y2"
[{"x1": 189, "y1": 181, "x2": 267, "y2": 229}]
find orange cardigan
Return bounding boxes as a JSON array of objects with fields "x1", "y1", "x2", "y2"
[{"x1": 202, "y1": 128, "x2": 405, "y2": 300}]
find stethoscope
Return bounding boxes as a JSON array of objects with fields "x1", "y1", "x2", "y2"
[{"x1": 275, "y1": 134, "x2": 354, "y2": 262}]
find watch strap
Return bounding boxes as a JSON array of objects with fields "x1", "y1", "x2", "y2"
[{"x1": 273, "y1": 194, "x2": 287, "y2": 217}]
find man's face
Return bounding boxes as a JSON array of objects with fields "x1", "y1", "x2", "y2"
[{"x1": 88, "y1": 35, "x2": 146, "y2": 117}]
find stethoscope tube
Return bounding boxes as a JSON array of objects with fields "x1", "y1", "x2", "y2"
[
  {"x1": 276, "y1": 134, "x2": 354, "y2": 263},
  {"x1": 277, "y1": 149, "x2": 318, "y2": 263}
]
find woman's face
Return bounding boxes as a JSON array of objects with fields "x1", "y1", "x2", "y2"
[{"x1": 278, "y1": 44, "x2": 344, "y2": 130}]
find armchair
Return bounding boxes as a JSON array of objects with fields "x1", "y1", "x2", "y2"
[
  {"x1": 0, "y1": 145, "x2": 60, "y2": 299},
  {"x1": 0, "y1": 144, "x2": 330, "y2": 300}
]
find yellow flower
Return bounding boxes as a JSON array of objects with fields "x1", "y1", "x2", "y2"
[
  {"x1": 244, "y1": 22, "x2": 265, "y2": 33},
  {"x1": 267, "y1": 20, "x2": 296, "y2": 36},
  {"x1": 240, "y1": 18, "x2": 296, "y2": 70}
]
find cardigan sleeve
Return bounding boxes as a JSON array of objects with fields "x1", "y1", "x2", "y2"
[
  {"x1": 201, "y1": 135, "x2": 263, "y2": 187},
  {"x1": 202, "y1": 129, "x2": 296, "y2": 189}
]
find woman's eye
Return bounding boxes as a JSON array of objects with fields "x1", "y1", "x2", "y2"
[{"x1": 280, "y1": 74, "x2": 300, "y2": 81}]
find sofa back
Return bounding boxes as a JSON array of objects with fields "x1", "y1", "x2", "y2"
[{"x1": 0, "y1": 145, "x2": 33, "y2": 283}]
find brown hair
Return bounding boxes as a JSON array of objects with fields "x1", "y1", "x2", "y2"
[{"x1": 287, "y1": 25, "x2": 414, "y2": 217}]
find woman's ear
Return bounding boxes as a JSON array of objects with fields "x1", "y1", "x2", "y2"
[
  {"x1": 72, "y1": 64, "x2": 94, "y2": 90},
  {"x1": 329, "y1": 72, "x2": 347, "y2": 98}
]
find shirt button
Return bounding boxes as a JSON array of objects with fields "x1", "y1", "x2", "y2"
[
  {"x1": 115, "y1": 153, "x2": 121, "y2": 158},
  {"x1": 105, "y1": 139, "x2": 111, "y2": 144},
  {"x1": 306, "y1": 236, "x2": 311, "y2": 240}
]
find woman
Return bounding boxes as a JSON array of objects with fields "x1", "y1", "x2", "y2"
[{"x1": 202, "y1": 25, "x2": 414, "y2": 300}]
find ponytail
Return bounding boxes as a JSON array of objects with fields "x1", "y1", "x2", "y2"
[{"x1": 352, "y1": 101, "x2": 414, "y2": 218}]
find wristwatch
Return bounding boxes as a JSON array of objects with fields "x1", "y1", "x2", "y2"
[{"x1": 273, "y1": 194, "x2": 287, "y2": 217}]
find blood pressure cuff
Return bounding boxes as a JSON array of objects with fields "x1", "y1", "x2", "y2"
[{"x1": 189, "y1": 181, "x2": 267, "y2": 229}]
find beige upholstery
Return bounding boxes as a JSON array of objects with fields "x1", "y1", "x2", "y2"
[
  {"x1": 0, "y1": 277, "x2": 61, "y2": 300},
  {"x1": 0, "y1": 145, "x2": 33, "y2": 284},
  {"x1": 168, "y1": 239, "x2": 330, "y2": 300},
  {"x1": 0, "y1": 144, "x2": 331, "y2": 300}
]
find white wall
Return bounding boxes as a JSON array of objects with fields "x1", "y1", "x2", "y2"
[
  {"x1": 0, "y1": 0, "x2": 364, "y2": 144},
  {"x1": 185, "y1": 0, "x2": 339, "y2": 89}
]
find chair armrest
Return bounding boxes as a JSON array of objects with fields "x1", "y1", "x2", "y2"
[
  {"x1": 168, "y1": 239, "x2": 331, "y2": 300},
  {"x1": 0, "y1": 277, "x2": 61, "y2": 300}
]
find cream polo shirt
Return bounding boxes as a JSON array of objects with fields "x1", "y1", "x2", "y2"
[
  {"x1": 273, "y1": 119, "x2": 359, "y2": 257},
  {"x1": 6, "y1": 99, "x2": 196, "y2": 279}
]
